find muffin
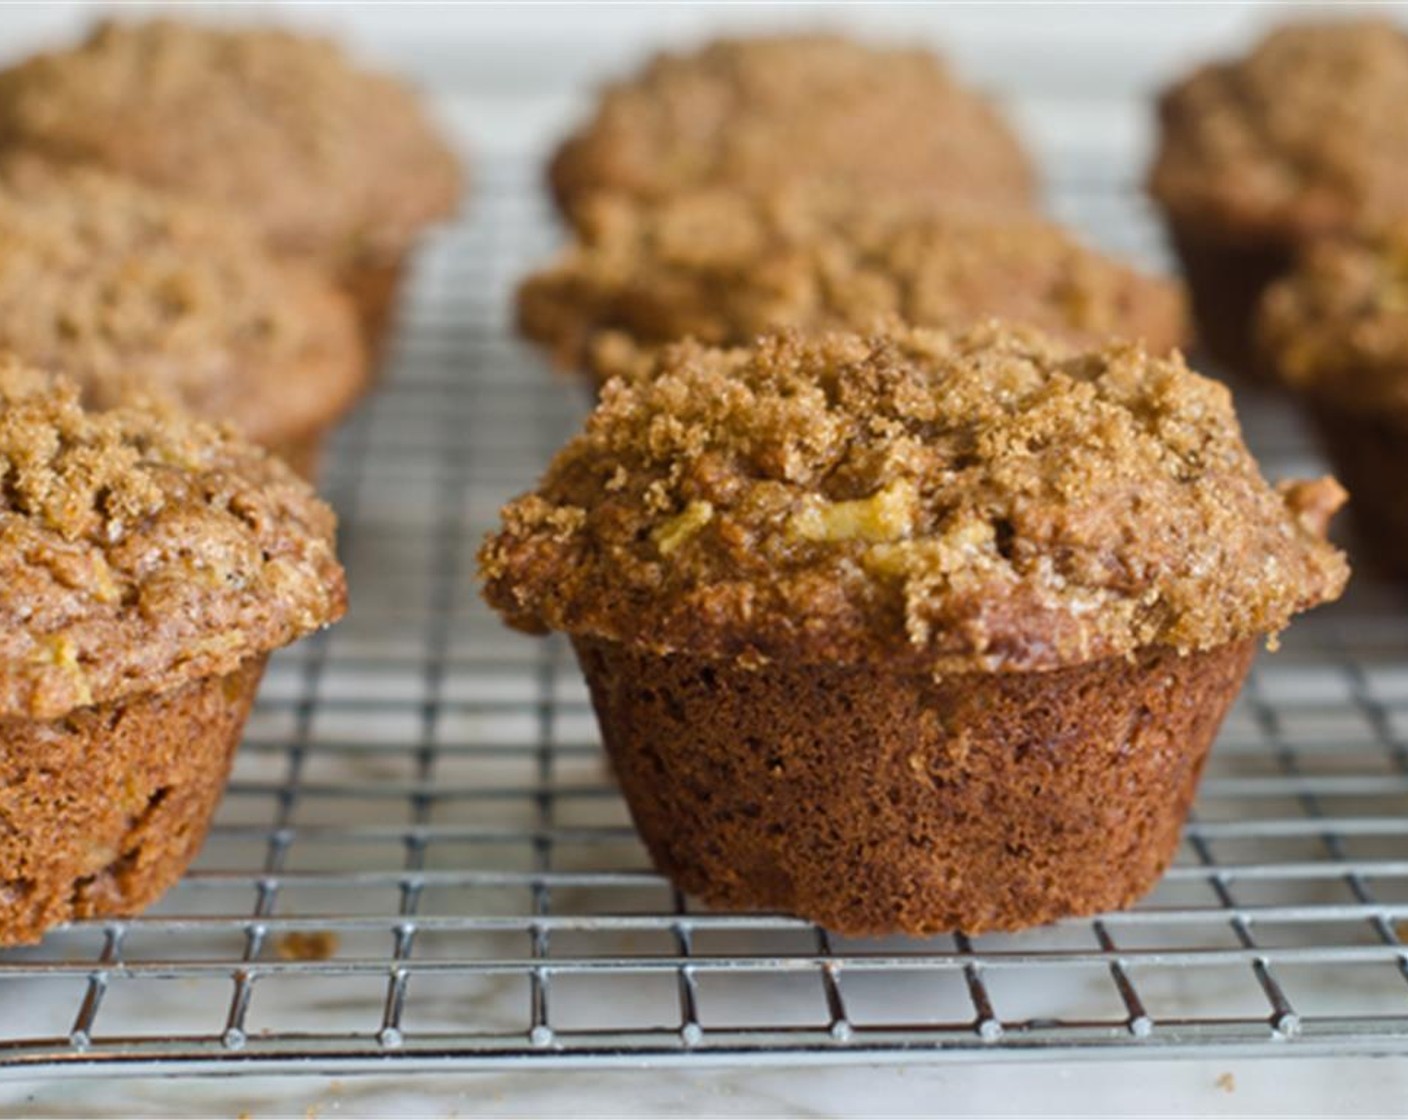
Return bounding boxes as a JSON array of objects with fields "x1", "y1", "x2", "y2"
[
  {"x1": 518, "y1": 188, "x2": 1187, "y2": 388},
  {"x1": 550, "y1": 34, "x2": 1035, "y2": 227},
  {"x1": 480, "y1": 324, "x2": 1348, "y2": 936},
  {"x1": 0, "y1": 360, "x2": 346, "y2": 945},
  {"x1": 0, "y1": 18, "x2": 463, "y2": 358},
  {"x1": 1149, "y1": 19, "x2": 1408, "y2": 378},
  {"x1": 1258, "y1": 226, "x2": 1408, "y2": 577},
  {"x1": 0, "y1": 157, "x2": 366, "y2": 479}
]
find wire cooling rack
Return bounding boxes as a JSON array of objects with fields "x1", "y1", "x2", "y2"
[{"x1": 3, "y1": 139, "x2": 1408, "y2": 1079}]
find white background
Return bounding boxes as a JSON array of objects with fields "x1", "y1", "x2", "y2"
[{"x1": 3, "y1": 2, "x2": 1408, "y2": 1116}]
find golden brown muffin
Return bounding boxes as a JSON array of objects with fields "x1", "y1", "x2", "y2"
[
  {"x1": 0, "y1": 19, "x2": 463, "y2": 356},
  {"x1": 0, "y1": 360, "x2": 346, "y2": 944},
  {"x1": 1259, "y1": 226, "x2": 1408, "y2": 576},
  {"x1": 550, "y1": 34, "x2": 1035, "y2": 226},
  {"x1": 0, "y1": 157, "x2": 367, "y2": 477},
  {"x1": 519, "y1": 188, "x2": 1187, "y2": 387},
  {"x1": 480, "y1": 323, "x2": 1347, "y2": 935},
  {"x1": 1149, "y1": 18, "x2": 1408, "y2": 378}
]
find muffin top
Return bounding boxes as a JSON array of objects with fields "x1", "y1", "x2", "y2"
[
  {"x1": 1151, "y1": 19, "x2": 1408, "y2": 239},
  {"x1": 549, "y1": 34, "x2": 1035, "y2": 223},
  {"x1": 0, "y1": 361, "x2": 346, "y2": 719},
  {"x1": 518, "y1": 189, "x2": 1187, "y2": 384},
  {"x1": 0, "y1": 19, "x2": 462, "y2": 261},
  {"x1": 1258, "y1": 226, "x2": 1408, "y2": 421},
  {"x1": 0, "y1": 158, "x2": 366, "y2": 449},
  {"x1": 481, "y1": 324, "x2": 1347, "y2": 674}
]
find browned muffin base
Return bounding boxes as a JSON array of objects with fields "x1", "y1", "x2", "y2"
[
  {"x1": 1310, "y1": 403, "x2": 1408, "y2": 579},
  {"x1": 0, "y1": 657, "x2": 266, "y2": 945},
  {"x1": 575, "y1": 637, "x2": 1255, "y2": 936},
  {"x1": 341, "y1": 256, "x2": 406, "y2": 370},
  {"x1": 1166, "y1": 219, "x2": 1292, "y2": 382}
]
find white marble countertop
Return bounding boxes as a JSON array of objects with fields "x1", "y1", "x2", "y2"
[
  {"x1": 2, "y1": 1053, "x2": 1408, "y2": 1115},
  {"x1": 4, "y1": 1057, "x2": 1406, "y2": 1117}
]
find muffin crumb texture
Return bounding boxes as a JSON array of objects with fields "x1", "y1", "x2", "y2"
[
  {"x1": 0, "y1": 361, "x2": 346, "y2": 718},
  {"x1": 1151, "y1": 19, "x2": 1408, "y2": 237},
  {"x1": 550, "y1": 34, "x2": 1034, "y2": 221},
  {"x1": 481, "y1": 325, "x2": 1348, "y2": 672},
  {"x1": 518, "y1": 189, "x2": 1187, "y2": 383},
  {"x1": 1259, "y1": 226, "x2": 1408, "y2": 421}
]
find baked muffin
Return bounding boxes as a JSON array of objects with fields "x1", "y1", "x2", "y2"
[
  {"x1": 1258, "y1": 227, "x2": 1408, "y2": 577},
  {"x1": 519, "y1": 188, "x2": 1187, "y2": 388},
  {"x1": 0, "y1": 361, "x2": 346, "y2": 945},
  {"x1": 0, "y1": 157, "x2": 366, "y2": 479},
  {"x1": 480, "y1": 324, "x2": 1348, "y2": 936},
  {"x1": 550, "y1": 34, "x2": 1035, "y2": 226},
  {"x1": 0, "y1": 18, "x2": 463, "y2": 359},
  {"x1": 1149, "y1": 18, "x2": 1408, "y2": 378}
]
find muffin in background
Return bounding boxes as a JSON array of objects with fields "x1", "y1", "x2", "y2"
[
  {"x1": 481, "y1": 324, "x2": 1347, "y2": 935},
  {"x1": 550, "y1": 34, "x2": 1036, "y2": 227},
  {"x1": 0, "y1": 19, "x2": 463, "y2": 360},
  {"x1": 1258, "y1": 227, "x2": 1408, "y2": 578},
  {"x1": 0, "y1": 361, "x2": 346, "y2": 945},
  {"x1": 518, "y1": 187, "x2": 1187, "y2": 388},
  {"x1": 1149, "y1": 19, "x2": 1408, "y2": 379},
  {"x1": 0, "y1": 157, "x2": 367, "y2": 479}
]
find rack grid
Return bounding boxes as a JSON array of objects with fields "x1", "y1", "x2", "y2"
[{"x1": 2, "y1": 150, "x2": 1408, "y2": 1080}]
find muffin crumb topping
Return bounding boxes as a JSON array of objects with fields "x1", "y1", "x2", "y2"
[
  {"x1": 518, "y1": 188, "x2": 1186, "y2": 384},
  {"x1": 481, "y1": 324, "x2": 1347, "y2": 672},
  {"x1": 0, "y1": 360, "x2": 346, "y2": 718},
  {"x1": 1151, "y1": 19, "x2": 1408, "y2": 236},
  {"x1": 0, "y1": 157, "x2": 366, "y2": 446},
  {"x1": 1258, "y1": 226, "x2": 1408, "y2": 421},
  {"x1": 0, "y1": 18, "x2": 461, "y2": 260},
  {"x1": 550, "y1": 34, "x2": 1034, "y2": 221}
]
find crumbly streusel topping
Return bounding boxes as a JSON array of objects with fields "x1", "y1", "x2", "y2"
[
  {"x1": 0, "y1": 361, "x2": 346, "y2": 718},
  {"x1": 0, "y1": 19, "x2": 462, "y2": 260},
  {"x1": 481, "y1": 324, "x2": 1347, "y2": 673},
  {"x1": 1258, "y1": 225, "x2": 1408, "y2": 421},
  {"x1": 549, "y1": 34, "x2": 1034, "y2": 223},
  {"x1": 518, "y1": 189, "x2": 1187, "y2": 384},
  {"x1": 1150, "y1": 19, "x2": 1408, "y2": 237},
  {"x1": 0, "y1": 157, "x2": 365, "y2": 447}
]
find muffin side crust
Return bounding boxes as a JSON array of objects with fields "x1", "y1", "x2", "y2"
[
  {"x1": 0, "y1": 657, "x2": 263, "y2": 944},
  {"x1": 577, "y1": 636, "x2": 1254, "y2": 935}
]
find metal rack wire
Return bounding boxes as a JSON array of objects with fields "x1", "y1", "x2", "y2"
[{"x1": 2, "y1": 148, "x2": 1408, "y2": 1079}]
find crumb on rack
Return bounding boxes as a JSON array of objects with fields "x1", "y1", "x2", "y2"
[{"x1": 274, "y1": 930, "x2": 340, "y2": 962}]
